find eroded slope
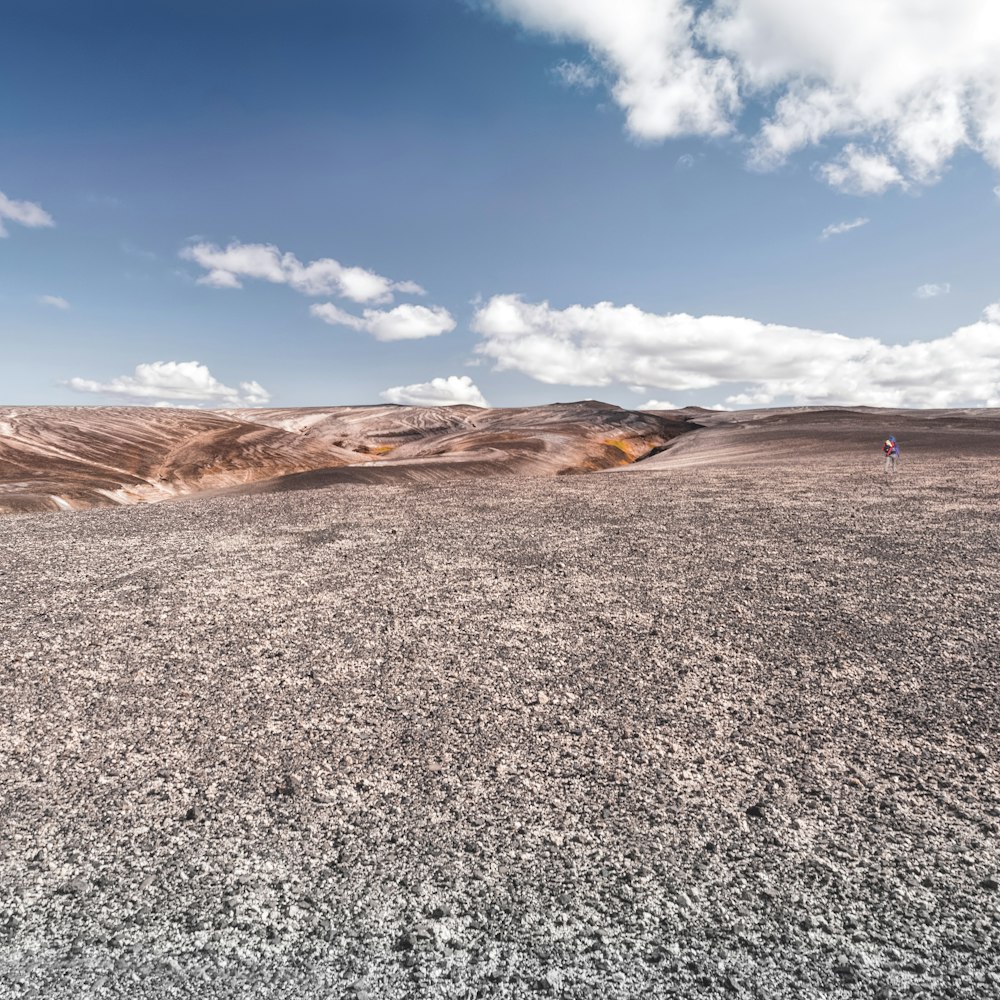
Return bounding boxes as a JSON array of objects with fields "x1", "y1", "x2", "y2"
[
  {"x1": 214, "y1": 401, "x2": 692, "y2": 497},
  {"x1": 626, "y1": 406, "x2": 1000, "y2": 470},
  {"x1": 0, "y1": 407, "x2": 355, "y2": 514},
  {"x1": 0, "y1": 402, "x2": 692, "y2": 513}
]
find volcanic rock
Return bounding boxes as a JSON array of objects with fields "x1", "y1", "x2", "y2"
[{"x1": 1, "y1": 404, "x2": 998, "y2": 998}]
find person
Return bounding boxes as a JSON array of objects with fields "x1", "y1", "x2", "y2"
[{"x1": 883, "y1": 435, "x2": 899, "y2": 476}]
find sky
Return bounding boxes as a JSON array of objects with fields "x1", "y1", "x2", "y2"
[{"x1": 3, "y1": 0, "x2": 1000, "y2": 410}]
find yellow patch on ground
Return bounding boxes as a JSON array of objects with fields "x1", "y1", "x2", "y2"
[{"x1": 602, "y1": 438, "x2": 637, "y2": 461}]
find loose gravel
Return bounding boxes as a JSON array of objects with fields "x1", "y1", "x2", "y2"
[{"x1": 1, "y1": 456, "x2": 998, "y2": 998}]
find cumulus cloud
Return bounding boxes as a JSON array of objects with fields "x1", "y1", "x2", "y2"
[
  {"x1": 379, "y1": 375, "x2": 490, "y2": 408},
  {"x1": 818, "y1": 146, "x2": 906, "y2": 195},
  {"x1": 820, "y1": 217, "x2": 869, "y2": 240},
  {"x1": 491, "y1": 0, "x2": 739, "y2": 139},
  {"x1": 485, "y1": 0, "x2": 1000, "y2": 191},
  {"x1": 180, "y1": 240, "x2": 425, "y2": 304},
  {"x1": 310, "y1": 302, "x2": 456, "y2": 341},
  {"x1": 66, "y1": 361, "x2": 271, "y2": 406},
  {"x1": 638, "y1": 399, "x2": 679, "y2": 410},
  {"x1": 38, "y1": 294, "x2": 70, "y2": 310},
  {"x1": 472, "y1": 293, "x2": 1000, "y2": 408},
  {"x1": 916, "y1": 282, "x2": 951, "y2": 299},
  {"x1": 0, "y1": 190, "x2": 54, "y2": 237}
]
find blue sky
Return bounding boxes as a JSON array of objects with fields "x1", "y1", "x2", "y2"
[{"x1": 3, "y1": 0, "x2": 1000, "y2": 409}]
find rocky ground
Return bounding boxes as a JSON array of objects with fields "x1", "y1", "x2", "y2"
[{"x1": 1, "y1": 448, "x2": 999, "y2": 998}]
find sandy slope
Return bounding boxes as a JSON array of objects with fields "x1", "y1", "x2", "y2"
[
  {"x1": 628, "y1": 406, "x2": 1000, "y2": 470},
  {"x1": 0, "y1": 416, "x2": 998, "y2": 998},
  {"x1": 0, "y1": 407, "x2": 354, "y2": 513},
  {"x1": 6, "y1": 402, "x2": 994, "y2": 514},
  {"x1": 0, "y1": 403, "x2": 690, "y2": 514},
  {"x1": 208, "y1": 402, "x2": 693, "y2": 498}
]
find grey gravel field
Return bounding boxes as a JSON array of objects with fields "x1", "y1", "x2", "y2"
[{"x1": 1, "y1": 455, "x2": 999, "y2": 999}]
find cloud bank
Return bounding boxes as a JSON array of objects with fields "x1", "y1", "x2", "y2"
[
  {"x1": 67, "y1": 361, "x2": 270, "y2": 406},
  {"x1": 380, "y1": 375, "x2": 489, "y2": 407},
  {"x1": 181, "y1": 240, "x2": 424, "y2": 304},
  {"x1": 486, "y1": 0, "x2": 1000, "y2": 191},
  {"x1": 0, "y1": 190, "x2": 54, "y2": 237},
  {"x1": 310, "y1": 302, "x2": 456, "y2": 341},
  {"x1": 472, "y1": 294, "x2": 1000, "y2": 408}
]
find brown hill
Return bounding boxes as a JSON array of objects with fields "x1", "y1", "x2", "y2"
[
  {"x1": 624, "y1": 406, "x2": 1000, "y2": 470},
  {"x1": 7, "y1": 402, "x2": 995, "y2": 514},
  {"x1": 210, "y1": 401, "x2": 692, "y2": 498},
  {"x1": 0, "y1": 402, "x2": 691, "y2": 513},
  {"x1": 0, "y1": 407, "x2": 354, "y2": 514}
]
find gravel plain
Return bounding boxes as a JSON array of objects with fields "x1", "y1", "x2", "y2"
[{"x1": 1, "y1": 448, "x2": 999, "y2": 998}]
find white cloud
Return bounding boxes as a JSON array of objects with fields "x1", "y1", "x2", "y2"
[
  {"x1": 66, "y1": 361, "x2": 271, "y2": 406},
  {"x1": 38, "y1": 294, "x2": 70, "y2": 310},
  {"x1": 818, "y1": 146, "x2": 906, "y2": 195},
  {"x1": 379, "y1": 375, "x2": 490, "y2": 408},
  {"x1": 0, "y1": 190, "x2": 54, "y2": 237},
  {"x1": 820, "y1": 216, "x2": 869, "y2": 240},
  {"x1": 994, "y1": 185, "x2": 1000, "y2": 201},
  {"x1": 472, "y1": 293, "x2": 1000, "y2": 408},
  {"x1": 197, "y1": 267, "x2": 243, "y2": 289},
  {"x1": 915, "y1": 282, "x2": 951, "y2": 299},
  {"x1": 638, "y1": 399, "x2": 679, "y2": 409},
  {"x1": 675, "y1": 153, "x2": 696, "y2": 170},
  {"x1": 492, "y1": 0, "x2": 739, "y2": 139},
  {"x1": 485, "y1": 0, "x2": 1000, "y2": 191},
  {"x1": 553, "y1": 59, "x2": 600, "y2": 90},
  {"x1": 310, "y1": 302, "x2": 456, "y2": 341},
  {"x1": 180, "y1": 240, "x2": 425, "y2": 304}
]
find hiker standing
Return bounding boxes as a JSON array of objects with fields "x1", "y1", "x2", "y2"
[{"x1": 883, "y1": 435, "x2": 899, "y2": 476}]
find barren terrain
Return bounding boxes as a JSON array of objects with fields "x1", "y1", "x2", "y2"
[
  {"x1": 0, "y1": 403, "x2": 689, "y2": 513},
  {"x1": 1, "y1": 408, "x2": 999, "y2": 998}
]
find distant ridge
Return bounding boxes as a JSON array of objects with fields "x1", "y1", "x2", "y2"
[
  {"x1": 0, "y1": 402, "x2": 692, "y2": 513},
  {"x1": 619, "y1": 406, "x2": 1000, "y2": 471},
  {"x1": 4, "y1": 403, "x2": 998, "y2": 514}
]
